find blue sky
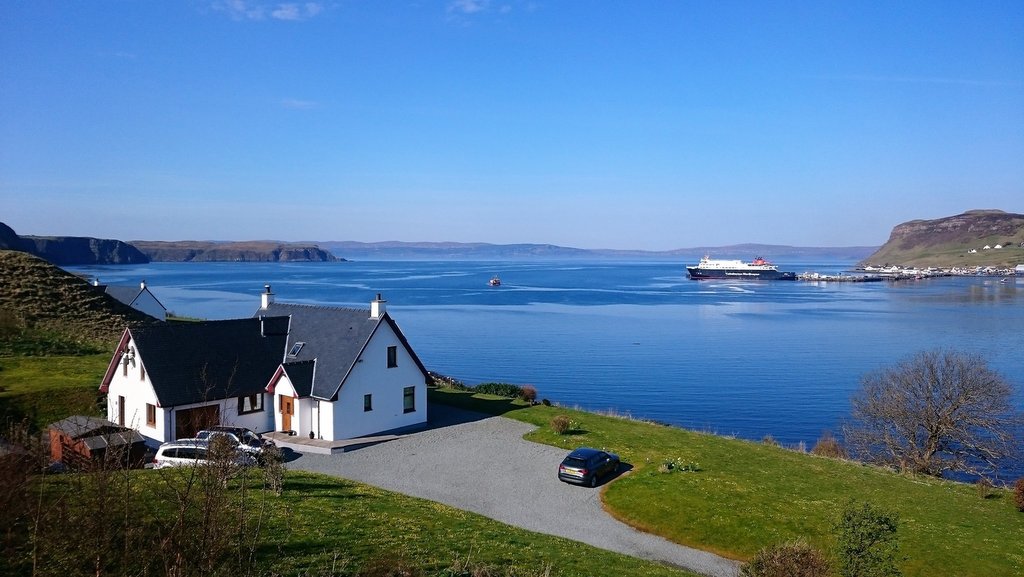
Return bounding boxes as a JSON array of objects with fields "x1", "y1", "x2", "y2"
[{"x1": 1, "y1": 1, "x2": 1021, "y2": 250}]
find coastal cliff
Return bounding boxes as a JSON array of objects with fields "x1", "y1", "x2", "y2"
[
  {"x1": 131, "y1": 240, "x2": 340, "y2": 262},
  {"x1": 861, "y1": 210, "x2": 1024, "y2": 267},
  {"x1": 20, "y1": 236, "x2": 150, "y2": 265}
]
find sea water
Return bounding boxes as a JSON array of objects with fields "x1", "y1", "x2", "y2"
[{"x1": 68, "y1": 260, "x2": 1024, "y2": 478}]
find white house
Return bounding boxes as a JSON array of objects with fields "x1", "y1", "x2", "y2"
[
  {"x1": 99, "y1": 289, "x2": 430, "y2": 445},
  {"x1": 95, "y1": 279, "x2": 168, "y2": 321},
  {"x1": 99, "y1": 317, "x2": 289, "y2": 444},
  {"x1": 256, "y1": 288, "x2": 430, "y2": 441}
]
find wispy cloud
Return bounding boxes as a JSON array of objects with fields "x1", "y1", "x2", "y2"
[
  {"x1": 447, "y1": 0, "x2": 490, "y2": 14},
  {"x1": 813, "y1": 74, "x2": 1022, "y2": 88},
  {"x1": 281, "y1": 98, "x2": 319, "y2": 110},
  {"x1": 213, "y1": 1, "x2": 324, "y2": 21}
]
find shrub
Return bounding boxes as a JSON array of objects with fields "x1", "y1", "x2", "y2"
[
  {"x1": 975, "y1": 477, "x2": 994, "y2": 499},
  {"x1": 473, "y1": 382, "x2": 523, "y2": 398},
  {"x1": 550, "y1": 415, "x2": 571, "y2": 435},
  {"x1": 761, "y1": 434, "x2": 780, "y2": 447},
  {"x1": 812, "y1": 432, "x2": 847, "y2": 459},
  {"x1": 741, "y1": 539, "x2": 832, "y2": 577},
  {"x1": 835, "y1": 501, "x2": 902, "y2": 577},
  {"x1": 520, "y1": 385, "x2": 537, "y2": 403},
  {"x1": 1015, "y1": 478, "x2": 1024, "y2": 512},
  {"x1": 541, "y1": 398, "x2": 551, "y2": 406}
]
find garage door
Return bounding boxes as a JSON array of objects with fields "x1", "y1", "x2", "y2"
[{"x1": 174, "y1": 405, "x2": 220, "y2": 439}]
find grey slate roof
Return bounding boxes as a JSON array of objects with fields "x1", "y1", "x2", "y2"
[
  {"x1": 279, "y1": 360, "x2": 316, "y2": 397},
  {"x1": 257, "y1": 302, "x2": 428, "y2": 401},
  {"x1": 102, "y1": 285, "x2": 143, "y2": 307},
  {"x1": 48, "y1": 416, "x2": 145, "y2": 449},
  {"x1": 128, "y1": 317, "x2": 289, "y2": 407}
]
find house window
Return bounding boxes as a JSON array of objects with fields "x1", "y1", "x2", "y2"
[
  {"x1": 238, "y1": 394, "x2": 264, "y2": 415},
  {"x1": 363, "y1": 394, "x2": 373, "y2": 412},
  {"x1": 146, "y1": 403, "x2": 156, "y2": 427},
  {"x1": 123, "y1": 359, "x2": 128, "y2": 377},
  {"x1": 288, "y1": 342, "x2": 305, "y2": 357},
  {"x1": 387, "y1": 346, "x2": 398, "y2": 368},
  {"x1": 403, "y1": 386, "x2": 415, "y2": 413},
  {"x1": 140, "y1": 364, "x2": 145, "y2": 381}
]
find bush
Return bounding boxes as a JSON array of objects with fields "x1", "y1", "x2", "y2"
[
  {"x1": 520, "y1": 385, "x2": 537, "y2": 403},
  {"x1": 761, "y1": 434, "x2": 780, "y2": 447},
  {"x1": 975, "y1": 477, "x2": 994, "y2": 499},
  {"x1": 550, "y1": 415, "x2": 571, "y2": 435},
  {"x1": 1015, "y1": 478, "x2": 1024, "y2": 512},
  {"x1": 811, "y1": 432, "x2": 847, "y2": 459},
  {"x1": 541, "y1": 398, "x2": 551, "y2": 406},
  {"x1": 473, "y1": 382, "x2": 524, "y2": 398},
  {"x1": 741, "y1": 539, "x2": 832, "y2": 577},
  {"x1": 834, "y1": 501, "x2": 902, "y2": 577}
]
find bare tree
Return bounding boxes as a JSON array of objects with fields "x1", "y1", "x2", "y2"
[{"x1": 845, "y1": 349, "x2": 1022, "y2": 480}]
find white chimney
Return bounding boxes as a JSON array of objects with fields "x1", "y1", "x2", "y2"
[
  {"x1": 140, "y1": 279, "x2": 146, "y2": 290},
  {"x1": 371, "y1": 293, "x2": 386, "y2": 319},
  {"x1": 93, "y1": 278, "x2": 100, "y2": 286},
  {"x1": 261, "y1": 284, "x2": 274, "y2": 309}
]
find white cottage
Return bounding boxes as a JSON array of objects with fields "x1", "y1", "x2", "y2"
[
  {"x1": 99, "y1": 316, "x2": 289, "y2": 444},
  {"x1": 256, "y1": 289, "x2": 430, "y2": 441},
  {"x1": 95, "y1": 280, "x2": 168, "y2": 321}
]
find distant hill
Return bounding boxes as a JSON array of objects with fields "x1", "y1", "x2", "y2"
[
  {"x1": 0, "y1": 250, "x2": 157, "y2": 353},
  {"x1": 861, "y1": 210, "x2": 1024, "y2": 267},
  {"x1": 131, "y1": 240, "x2": 340, "y2": 262},
  {"x1": 321, "y1": 241, "x2": 877, "y2": 261}
]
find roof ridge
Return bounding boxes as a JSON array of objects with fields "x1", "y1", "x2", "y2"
[{"x1": 270, "y1": 301, "x2": 369, "y2": 313}]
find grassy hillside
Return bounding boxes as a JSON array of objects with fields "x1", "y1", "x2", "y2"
[
  {"x1": 0, "y1": 249, "x2": 157, "y2": 426},
  {"x1": 0, "y1": 249, "x2": 156, "y2": 355},
  {"x1": 432, "y1": 389, "x2": 1024, "y2": 577},
  {"x1": 863, "y1": 210, "x2": 1024, "y2": 267}
]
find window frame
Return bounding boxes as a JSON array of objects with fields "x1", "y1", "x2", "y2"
[
  {"x1": 146, "y1": 403, "x2": 156, "y2": 427},
  {"x1": 238, "y1": 393, "x2": 264, "y2": 415},
  {"x1": 363, "y1": 393, "x2": 373, "y2": 412},
  {"x1": 403, "y1": 386, "x2": 415, "y2": 414},
  {"x1": 387, "y1": 345, "x2": 398, "y2": 368}
]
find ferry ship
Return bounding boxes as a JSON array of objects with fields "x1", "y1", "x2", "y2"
[{"x1": 686, "y1": 256, "x2": 797, "y2": 280}]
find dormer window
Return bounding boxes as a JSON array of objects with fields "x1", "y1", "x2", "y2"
[{"x1": 288, "y1": 342, "x2": 305, "y2": 357}]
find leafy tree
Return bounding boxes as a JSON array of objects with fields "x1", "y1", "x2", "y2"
[
  {"x1": 844, "y1": 349, "x2": 1021, "y2": 479},
  {"x1": 835, "y1": 501, "x2": 902, "y2": 577}
]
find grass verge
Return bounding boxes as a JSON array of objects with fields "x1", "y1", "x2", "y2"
[{"x1": 429, "y1": 387, "x2": 1024, "y2": 577}]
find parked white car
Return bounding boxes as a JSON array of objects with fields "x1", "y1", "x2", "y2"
[{"x1": 152, "y1": 439, "x2": 256, "y2": 469}]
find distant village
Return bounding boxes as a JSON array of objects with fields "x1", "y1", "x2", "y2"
[{"x1": 858, "y1": 241, "x2": 1024, "y2": 279}]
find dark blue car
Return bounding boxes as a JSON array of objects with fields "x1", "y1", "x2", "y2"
[{"x1": 558, "y1": 447, "x2": 620, "y2": 487}]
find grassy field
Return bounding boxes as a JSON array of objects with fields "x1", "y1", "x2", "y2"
[
  {"x1": 429, "y1": 388, "x2": 1024, "y2": 577},
  {"x1": 0, "y1": 353, "x2": 109, "y2": 428}
]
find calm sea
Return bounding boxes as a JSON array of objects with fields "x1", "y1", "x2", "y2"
[{"x1": 67, "y1": 260, "x2": 1024, "y2": 478}]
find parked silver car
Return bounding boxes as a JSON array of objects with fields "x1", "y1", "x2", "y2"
[{"x1": 195, "y1": 426, "x2": 275, "y2": 457}]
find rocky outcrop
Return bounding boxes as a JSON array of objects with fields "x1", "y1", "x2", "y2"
[
  {"x1": 131, "y1": 241, "x2": 340, "y2": 262},
  {"x1": 862, "y1": 210, "x2": 1024, "y2": 267},
  {"x1": 0, "y1": 222, "x2": 20, "y2": 250},
  {"x1": 20, "y1": 236, "x2": 150, "y2": 265}
]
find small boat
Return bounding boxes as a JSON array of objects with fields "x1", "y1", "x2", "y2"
[{"x1": 488, "y1": 275, "x2": 501, "y2": 286}]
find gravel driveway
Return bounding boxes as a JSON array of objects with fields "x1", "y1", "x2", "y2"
[{"x1": 288, "y1": 405, "x2": 741, "y2": 577}]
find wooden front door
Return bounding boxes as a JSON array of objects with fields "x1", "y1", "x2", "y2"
[{"x1": 280, "y1": 396, "x2": 294, "y2": 432}]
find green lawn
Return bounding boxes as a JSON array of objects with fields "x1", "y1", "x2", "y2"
[
  {"x1": 429, "y1": 388, "x2": 1024, "y2": 577},
  {"x1": 0, "y1": 353, "x2": 110, "y2": 428}
]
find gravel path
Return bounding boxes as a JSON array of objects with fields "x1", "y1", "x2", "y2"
[{"x1": 287, "y1": 405, "x2": 740, "y2": 577}]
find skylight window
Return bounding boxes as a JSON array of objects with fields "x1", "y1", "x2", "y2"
[{"x1": 288, "y1": 342, "x2": 305, "y2": 357}]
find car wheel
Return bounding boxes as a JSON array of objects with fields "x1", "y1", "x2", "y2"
[{"x1": 589, "y1": 474, "x2": 599, "y2": 488}]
